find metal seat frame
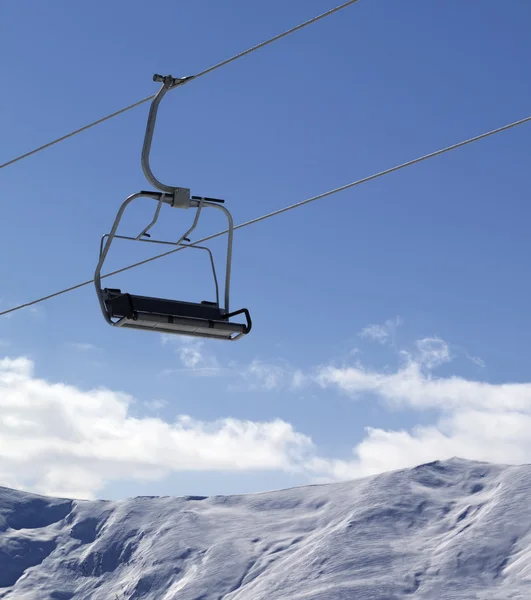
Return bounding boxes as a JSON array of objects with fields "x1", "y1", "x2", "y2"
[{"x1": 94, "y1": 74, "x2": 251, "y2": 341}]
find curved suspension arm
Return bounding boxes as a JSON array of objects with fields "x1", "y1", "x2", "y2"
[{"x1": 141, "y1": 74, "x2": 193, "y2": 194}]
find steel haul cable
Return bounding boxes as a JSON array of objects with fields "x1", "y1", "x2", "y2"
[
  {"x1": 1, "y1": 113, "x2": 530, "y2": 318},
  {"x1": 0, "y1": 0, "x2": 362, "y2": 170}
]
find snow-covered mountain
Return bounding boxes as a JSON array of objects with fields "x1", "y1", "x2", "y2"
[{"x1": 1, "y1": 458, "x2": 531, "y2": 599}]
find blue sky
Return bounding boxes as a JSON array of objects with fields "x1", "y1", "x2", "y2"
[{"x1": 2, "y1": 0, "x2": 531, "y2": 501}]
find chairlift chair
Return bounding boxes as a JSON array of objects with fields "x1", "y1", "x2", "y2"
[{"x1": 94, "y1": 74, "x2": 252, "y2": 341}]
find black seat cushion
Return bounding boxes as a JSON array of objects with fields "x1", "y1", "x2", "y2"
[{"x1": 103, "y1": 289, "x2": 224, "y2": 321}]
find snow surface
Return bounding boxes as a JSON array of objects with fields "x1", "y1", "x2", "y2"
[{"x1": 1, "y1": 458, "x2": 531, "y2": 599}]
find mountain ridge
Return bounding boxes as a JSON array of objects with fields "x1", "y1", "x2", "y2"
[{"x1": 0, "y1": 457, "x2": 530, "y2": 599}]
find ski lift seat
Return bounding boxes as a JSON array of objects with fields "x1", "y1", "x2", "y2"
[
  {"x1": 94, "y1": 74, "x2": 252, "y2": 342},
  {"x1": 102, "y1": 288, "x2": 249, "y2": 340}
]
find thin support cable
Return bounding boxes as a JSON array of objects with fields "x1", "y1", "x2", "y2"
[
  {"x1": 0, "y1": 0, "x2": 361, "y2": 170},
  {"x1": 1, "y1": 112, "x2": 529, "y2": 318}
]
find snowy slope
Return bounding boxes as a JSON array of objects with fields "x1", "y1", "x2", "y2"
[{"x1": 1, "y1": 458, "x2": 531, "y2": 599}]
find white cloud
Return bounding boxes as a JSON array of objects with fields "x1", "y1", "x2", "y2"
[
  {"x1": 234, "y1": 360, "x2": 307, "y2": 392},
  {"x1": 358, "y1": 324, "x2": 389, "y2": 343},
  {"x1": 313, "y1": 334, "x2": 531, "y2": 481},
  {"x1": 412, "y1": 336, "x2": 451, "y2": 369},
  {"x1": 143, "y1": 399, "x2": 168, "y2": 412},
  {"x1": 178, "y1": 341, "x2": 207, "y2": 369},
  {"x1": 358, "y1": 316, "x2": 403, "y2": 345},
  {"x1": 161, "y1": 337, "x2": 224, "y2": 377},
  {"x1": 438, "y1": 341, "x2": 485, "y2": 369},
  {"x1": 307, "y1": 408, "x2": 531, "y2": 482},
  {"x1": 465, "y1": 352, "x2": 486, "y2": 368},
  {"x1": 0, "y1": 356, "x2": 314, "y2": 500},
  {"x1": 67, "y1": 342, "x2": 99, "y2": 352},
  {"x1": 316, "y1": 357, "x2": 531, "y2": 413},
  {"x1": 239, "y1": 360, "x2": 286, "y2": 391},
  {"x1": 161, "y1": 335, "x2": 305, "y2": 390},
  {"x1": 177, "y1": 340, "x2": 220, "y2": 370},
  {"x1": 0, "y1": 325, "x2": 528, "y2": 501},
  {"x1": 157, "y1": 325, "x2": 531, "y2": 487}
]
